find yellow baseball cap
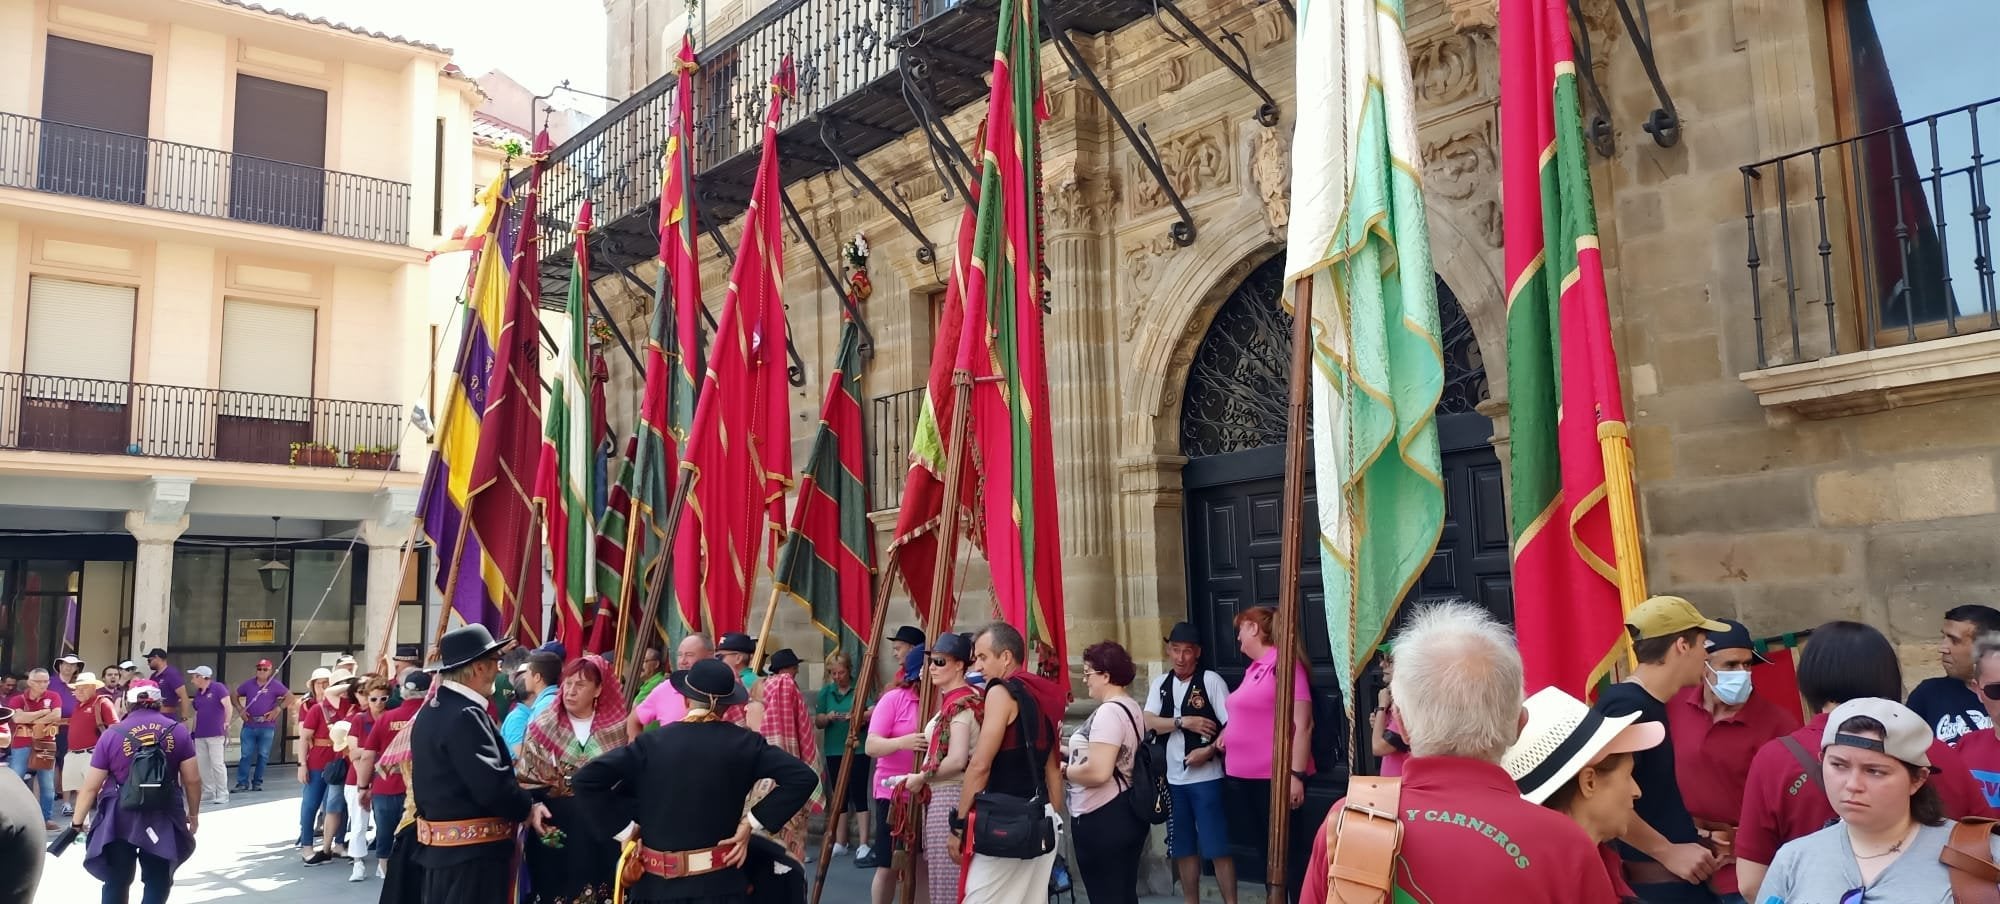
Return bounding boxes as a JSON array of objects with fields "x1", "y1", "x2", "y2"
[{"x1": 1626, "y1": 595, "x2": 1729, "y2": 640}]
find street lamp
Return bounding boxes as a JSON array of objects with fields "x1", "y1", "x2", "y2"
[{"x1": 259, "y1": 516, "x2": 290, "y2": 594}]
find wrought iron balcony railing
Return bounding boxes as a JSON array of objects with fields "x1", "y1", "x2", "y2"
[
  {"x1": 0, "y1": 372, "x2": 404, "y2": 469},
  {"x1": 0, "y1": 111, "x2": 412, "y2": 246},
  {"x1": 1742, "y1": 97, "x2": 2000, "y2": 368},
  {"x1": 870, "y1": 386, "x2": 926, "y2": 511}
]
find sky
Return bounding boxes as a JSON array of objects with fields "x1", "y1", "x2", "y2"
[{"x1": 272, "y1": 0, "x2": 608, "y2": 99}]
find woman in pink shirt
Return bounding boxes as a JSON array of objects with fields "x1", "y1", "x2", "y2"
[{"x1": 1213, "y1": 606, "x2": 1313, "y2": 895}]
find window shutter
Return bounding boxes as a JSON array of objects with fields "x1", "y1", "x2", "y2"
[
  {"x1": 42, "y1": 36, "x2": 151, "y2": 134},
  {"x1": 220, "y1": 300, "x2": 315, "y2": 420},
  {"x1": 25, "y1": 277, "x2": 136, "y2": 402}
]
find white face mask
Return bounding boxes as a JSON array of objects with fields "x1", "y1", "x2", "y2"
[{"x1": 1707, "y1": 665, "x2": 1753, "y2": 706}]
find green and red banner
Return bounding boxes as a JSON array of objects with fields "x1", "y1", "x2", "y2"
[
  {"x1": 1502, "y1": 0, "x2": 1642, "y2": 695},
  {"x1": 536, "y1": 201, "x2": 599, "y2": 657},
  {"x1": 671, "y1": 58, "x2": 797, "y2": 637},
  {"x1": 774, "y1": 317, "x2": 874, "y2": 661},
  {"x1": 956, "y1": 0, "x2": 1067, "y2": 685}
]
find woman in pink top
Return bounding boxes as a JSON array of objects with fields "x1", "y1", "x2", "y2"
[
  {"x1": 862, "y1": 649, "x2": 925, "y2": 904},
  {"x1": 1213, "y1": 606, "x2": 1314, "y2": 895}
]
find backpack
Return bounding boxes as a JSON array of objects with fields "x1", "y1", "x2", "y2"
[
  {"x1": 119, "y1": 729, "x2": 177, "y2": 812},
  {"x1": 1109, "y1": 699, "x2": 1169, "y2": 825}
]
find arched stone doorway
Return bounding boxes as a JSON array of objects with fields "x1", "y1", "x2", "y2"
[{"x1": 1175, "y1": 255, "x2": 1508, "y2": 851}]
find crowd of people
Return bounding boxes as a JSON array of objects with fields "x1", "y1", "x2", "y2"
[{"x1": 20, "y1": 593, "x2": 2000, "y2": 903}]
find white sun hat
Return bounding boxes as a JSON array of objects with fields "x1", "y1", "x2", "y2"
[{"x1": 1502, "y1": 686, "x2": 1666, "y2": 804}]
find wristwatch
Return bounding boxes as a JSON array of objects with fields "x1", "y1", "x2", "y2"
[
  {"x1": 1173, "y1": 716, "x2": 1182, "y2": 730},
  {"x1": 948, "y1": 810, "x2": 966, "y2": 832}
]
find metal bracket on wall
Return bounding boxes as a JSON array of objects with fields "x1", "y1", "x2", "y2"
[
  {"x1": 1150, "y1": 0, "x2": 1280, "y2": 127},
  {"x1": 1567, "y1": 0, "x2": 1618, "y2": 157},
  {"x1": 894, "y1": 51, "x2": 977, "y2": 204},
  {"x1": 1568, "y1": 0, "x2": 1681, "y2": 153},
  {"x1": 778, "y1": 188, "x2": 877, "y2": 363},
  {"x1": 1045, "y1": 9, "x2": 1196, "y2": 247},
  {"x1": 603, "y1": 255, "x2": 719, "y2": 337},
  {"x1": 583, "y1": 279, "x2": 645, "y2": 371},
  {"x1": 819, "y1": 116, "x2": 937, "y2": 264}
]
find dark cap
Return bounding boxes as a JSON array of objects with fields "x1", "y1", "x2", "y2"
[
  {"x1": 393, "y1": 644, "x2": 422, "y2": 663},
  {"x1": 1703, "y1": 619, "x2": 1772, "y2": 665},
  {"x1": 932, "y1": 632, "x2": 974, "y2": 662},
  {"x1": 764, "y1": 649, "x2": 801, "y2": 675},
  {"x1": 402, "y1": 670, "x2": 434, "y2": 694},
  {"x1": 891, "y1": 626, "x2": 926, "y2": 648},
  {"x1": 1165, "y1": 622, "x2": 1201, "y2": 646},
  {"x1": 717, "y1": 632, "x2": 757, "y2": 655},
  {"x1": 146, "y1": 648, "x2": 169, "y2": 660}
]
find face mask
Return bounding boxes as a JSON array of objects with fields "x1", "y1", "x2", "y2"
[{"x1": 1707, "y1": 665, "x2": 1753, "y2": 706}]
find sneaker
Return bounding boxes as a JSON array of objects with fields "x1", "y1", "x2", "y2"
[
  {"x1": 832, "y1": 843, "x2": 850, "y2": 857},
  {"x1": 60, "y1": 803, "x2": 73, "y2": 817},
  {"x1": 251, "y1": 783, "x2": 264, "y2": 792},
  {"x1": 303, "y1": 850, "x2": 332, "y2": 866},
  {"x1": 232, "y1": 782, "x2": 248, "y2": 792},
  {"x1": 376, "y1": 861, "x2": 388, "y2": 879},
  {"x1": 214, "y1": 796, "x2": 229, "y2": 806},
  {"x1": 349, "y1": 860, "x2": 368, "y2": 882},
  {"x1": 854, "y1": 843, "x2": 872, "y2": 861}
]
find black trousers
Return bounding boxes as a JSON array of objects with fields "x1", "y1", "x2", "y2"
[
  {"x1": 421, "y1": 853, "x2": 514, "y2": 904},
  {"x1": 98, "y1": 842, "x2": 173, "y2": 904},
  {"x1": 1073, "y1": 802, "x2": 1147, "y2": 904},
  {"x1": 1221, "y1": 777, "x2": 1328, "y2": 904}
]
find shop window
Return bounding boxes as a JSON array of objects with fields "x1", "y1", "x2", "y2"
[
  {"x1": 168, "y1": 548, "x2": 226, "y2": 649},
  {"x1": 289, "y1": 550, "x2": 356, "y2": 648}
]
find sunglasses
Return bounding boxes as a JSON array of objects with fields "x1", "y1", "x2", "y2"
[
  {"x1": 928, "y1": 657, "x2": 950, "y2": 667},
  {"x1": 367, "y1": 696, "x2": 390, "y2": 704},
  {"x1": 257, "y1": 667, "x2": 272, "y2": 672},
  {"x1": 1841, "y1": 888, "x2": 1864, "y2": 904},
  {"x1": 1983, "y1": 683, "x2": 2000, "y2": 702}
]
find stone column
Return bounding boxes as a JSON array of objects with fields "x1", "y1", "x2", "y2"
[
  {"x1": 360, "y1": 488, "x2": 420, "y2": 669},
  {"x1": 1041, "y1": 159, "x2": 1121, "y2": 652},
  {"x1": 124, "y1": 512, "x2": 188, "y2": 663}
]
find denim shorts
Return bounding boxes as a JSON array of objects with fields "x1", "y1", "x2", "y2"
[
  {"x1": 1166, "y1": 778, "x2": 1230, "y2": 861},
  {"x1": 323, "y1": 783, "x2": 347, "y2": 815}
]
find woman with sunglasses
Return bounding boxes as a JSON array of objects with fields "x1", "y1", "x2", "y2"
[
  {"x1": 893, "y1": 632, "x2": 983, "y2": 902},
  {"x1": 1756, "y1": 698, "x2": 2000, "y2": 902},
  {"x1": 1063, "y1": 641, "x2": 1148, "y2": 904},
  {"x1": 341, "y1": 675, "x2": 391, "y2": 881}
]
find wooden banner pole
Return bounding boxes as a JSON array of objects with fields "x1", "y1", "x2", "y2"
[
  {"x1": 809, "y1": 546, "x2": 902, "y2": 904},
  {"x1": 1268, "y1": 275, "x2": 1315, "y2": 900}
]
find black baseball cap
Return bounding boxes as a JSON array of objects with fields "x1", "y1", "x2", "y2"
[
  {"x1": 891, "y1": 626, "x2": 926, "y2": 647},
  {"x1": 717, "y1": 632, "x2": 757, "y2": 655},
  {"x1": 1704, "y1": 619, "x2": 1772, "y2": 665},
  {"x1": 146, "y1": 648, "x2": 169, "y2": 660}
]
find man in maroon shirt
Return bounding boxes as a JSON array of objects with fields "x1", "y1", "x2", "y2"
[
  {"x1": 1736, "y1": 620, "x2": 1999, "y2": 902},
  {"x1": 1304, "y1": 602, "x2": 1613, "y2": 904},
  {"x1": 7, "y1": 668, "x2": 62, "y2": 828},
  {"x1": 1668, "y1": 619, "x2": 1800, "y2": 902}
]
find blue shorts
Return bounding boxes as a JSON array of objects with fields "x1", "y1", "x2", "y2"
[
  {"x1": 1167, "y1": 778, "x2": 1230, "y2": 861},
  {"x1": 324, "y1": 784, "x2": 347, "y2": 815}
]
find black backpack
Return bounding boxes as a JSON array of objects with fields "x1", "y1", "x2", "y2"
[
  {"x1": 1110, "y1": 699, "x2": 1169, "y2": 825},
  {"x1": 118, "y1": 730, "x2": 177, "y2": 812}
]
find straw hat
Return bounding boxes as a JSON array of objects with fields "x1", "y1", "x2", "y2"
[
  {"x1": 329, "y1": 720, "x2": 357, "y2": 753},
  {"x1": 70, "y1": 671, "x2": 103, "y2": 692},
  {"x1": 326, "y1": 668, "x2": 357, "y2": 691},
  {"x1": 1502, "y1": 687, "x2": 1666, "y2": 804}
]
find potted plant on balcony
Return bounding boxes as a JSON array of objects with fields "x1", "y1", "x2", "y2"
[
  {"x1": 289, "y1": 441, "x2": 339, "y2": 468},
  {"x1": 348, "y1": 444, "x2": 399, "y2": 471}
]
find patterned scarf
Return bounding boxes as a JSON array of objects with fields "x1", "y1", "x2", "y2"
[
  {"x1": 758, "y1": 673, "x2": 821, "y2": 814},
  {"x1": 892, "y1": 683, "x2": 984, "y2": 852},
  {"x1": 518, "y1": 655, "x2": 629, "y2": 795}
]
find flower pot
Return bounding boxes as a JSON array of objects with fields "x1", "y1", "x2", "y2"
[
  {"x1": 349, "y1": 451, "x2": 396, "y2": 471},
  {"x1": 292, "y1": 447, "x2": 338, "y2": 468}
]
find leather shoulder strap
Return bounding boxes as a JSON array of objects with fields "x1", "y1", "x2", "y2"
[
  {"x1": 1778, "y1": 736, "x2": 1824, "y2": 791},
  {"x1": 1942, "y1": 818, "x2": 2000, "y2": 904},
  {"x1": 1326, "y1": 776, "x2": 1403, "y2": 904}
]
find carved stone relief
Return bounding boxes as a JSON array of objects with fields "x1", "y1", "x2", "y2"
[
  {"x1": 1251, "y1": 126, "x2": 1289, "y2": 237},
  {"x1": 1421, "y1": 117, "x2": 1504, "y2": 248},
  {"x1": 1127, "y1": 117, "x2": 1232, "y2": 217},
  {"x1": 1412, "y1": 30, "x2": 1484, "y2": 107},
  {"x1": 1046, "y1": 162, "x2": 1109, "y2": 235},
  {"x1": 1447, "y1": 0, "x2": 1496, "y2": 31},
  {"x1": 1120, "y1": 233, "x2": 1182, "y2": 341}
]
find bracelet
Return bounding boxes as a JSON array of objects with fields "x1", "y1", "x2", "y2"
[{"x1": 1290, "y1": 770, "x2": 1308, "y2": 782}]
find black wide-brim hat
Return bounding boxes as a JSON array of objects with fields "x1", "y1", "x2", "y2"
[
  {"x1": 764, "y1": 648, "x2": 801, "y2": 675},
  {"x1": 891, "y1": 625, "x2": 926, "y2": 647},
  {"x1": 672, "y1": 658, "x2": 749, "y2": 708},
  {"x1": 1165, "y1": 622, "x2": 1201, "y2": 646},
  {"x1": 438, "y1": 624, "x2": 513, "y2": 671}
]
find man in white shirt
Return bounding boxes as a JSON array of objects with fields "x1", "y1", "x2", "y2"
[{"x1": 1142, "y1": 622, "x2": 1237, "y2": 904}]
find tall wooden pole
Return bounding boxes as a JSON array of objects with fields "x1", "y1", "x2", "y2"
[
  {"x1": 1268, "y1": 276, "x2": 1315, "y2": 900},
  {"x1": 810, "y1": 546, "x2": 901, "y2": 904},
  {"x1": 622, "y1": 473, "x2": 693, "y2": 691},
  {"x1": 508, "y1": 500, "x2": 546, "y2": 646},
  {"x1": 898, "y1": 371, "x2": 974, "y2": 904}
]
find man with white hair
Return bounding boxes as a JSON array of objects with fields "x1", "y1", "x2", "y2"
[
  {"x1": 1303, "y1": 601, "x2": 1613, "y2": 904},
  {"x1": 627, "y1": 632, "x2": 717, "y2": 738}
]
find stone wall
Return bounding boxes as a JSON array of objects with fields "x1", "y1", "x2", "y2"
[{"x1": 590, "y1": 0, "x2": 1996, "y2": 688}]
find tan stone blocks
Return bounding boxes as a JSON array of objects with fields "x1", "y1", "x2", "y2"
[
  {"x1": 1845, "y1": 398, "x2": 2000, "y2": 457},
  {"x1": 1645, "y1": 471, "x2": 1813, "y2": 535},
  {"x1": 1864, "y1": 524, "x2": 2000, "y2": 589},
  {"x1": 1733, "y1": 582, "x2": 1874, "y2": 636},
  {"x1": 1671, "y1": 423, "x2": 1847, "y2": 478},
  {"x1": 1653, "y1": 529, "x2": 1857, "y2": 587},
  {"x1": 1815, "y1": 455, "x2": 2000, "y2": 526}
]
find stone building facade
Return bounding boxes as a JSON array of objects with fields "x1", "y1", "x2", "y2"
[{"x1": 583, "y1": 0, "x2": 2000, "y2": 696}]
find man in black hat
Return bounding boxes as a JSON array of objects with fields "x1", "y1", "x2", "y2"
[
  {"x1": 1143, "y1": 622, "x2": 1236, "y2": 904},
  {"x1": 890, "y1": 627, "x2": 925, "y2": 667},
  {"x1": 716, "y1": 633, "x2": 760, "y2": 692},
  {"x1": 575, "y1": 658, "x2": 817, "y2": 903},
  {"x1": 410, "y1": 624, "x2": 551, "y2": 904}
]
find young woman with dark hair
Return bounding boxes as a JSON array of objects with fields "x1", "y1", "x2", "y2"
[{"x1": 1064, "y1": 641, "x2": 1147, "y2": 904}]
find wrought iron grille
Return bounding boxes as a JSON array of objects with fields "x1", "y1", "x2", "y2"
[
  {"x1": 1437, "y1": 276, "x2": 1489, "y2": 415},
  {"x1": 0, "y1": 371, "x2": 402, "y2": 468},
  {"x1": 870, "y1": 385, "x2": 925, "y2": 511},
  {"x1": 1741, "y1": 97, "x2": 2000, "y2": 368},
  {"x1": 1180, "y1": 257, "x2": 1293, "y2": 459},
  {"x1": 0, "y1": 111, "x2": 411, "y2": 245}
]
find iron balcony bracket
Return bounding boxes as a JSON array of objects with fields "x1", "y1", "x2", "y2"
[
  {"x1": 584, "y1": 279, "x2": 646, "y2": 371},
  {"x1": 1566, "y1": 0, "x2": 1618, "y2": 157},
  {"x1": 779, "y1": 187, "x2": 878, "y2": 364},
  {"x1": 1151, "y1": 0, "x2": 1280, "y2": 127},
  {"x1": 1608, "y1": 0, "x2": 1680, "y2": 148},
  {"x1": 819, "y1": 116, "x2": 938, "y2": 264},
  {"x1": 603, "y1": 254, "x2": 720, "y2": 337},
  {"x1": 1045, "y1": 10, "x2": 1197, "y2": 247},
  {"x1": 895, "y1": 52, "x2": 977, "y2": 203}
]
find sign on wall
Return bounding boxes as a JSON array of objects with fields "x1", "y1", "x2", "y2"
[{"x1": 237, "y1": 618, "x2": 277, "y2": 644}]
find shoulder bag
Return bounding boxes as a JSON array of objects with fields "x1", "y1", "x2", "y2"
[
  {"x1": 1941, "y1": 817, "x2": 2000, "y2": 904},
  {"x1": 1323, "y1": 775, "x2": 1404, "y2": 904},
  {"x1": 970, "y1": 679, "x2": 1058, "y2": 860},
  {"x1": 1110, "y1": 699, "x2": 1169, "y2": 825}
]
